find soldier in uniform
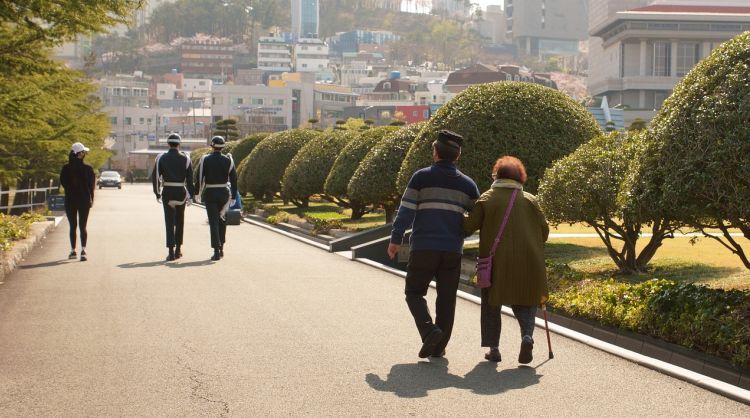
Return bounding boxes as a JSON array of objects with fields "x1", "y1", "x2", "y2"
[
  {"x1": 152, "y1": 133, "x2": 195, "y2": 261},
  {"x1": 195, "y1": 136, "x2": 238, "y2": 261}
]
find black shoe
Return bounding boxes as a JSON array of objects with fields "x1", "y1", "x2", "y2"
[
  {"x1": 484, "y1": 348, "x2": 502, "y2": 362},
  {"x1": 79, "y1": 250, "x2": 87, "y2": 262},
  {"x1": 211, "y1": 250, "x2": 221, "y2": 261},
  {"x1": 518, "y1": 336, "x2": 534, "y2": 364},
  {"x1": 431, "y1": 349, "x2": 446, "y2": 358},
  {"x1": 175, "y1": 246, "x2": 182, "y2": 259},
  {"x1": 68, "y1": 251, "x2": 77, "y2": 259},
  {"x1": 419, "y1": 327, "x2": 443, "y2": 359},
  {"x1": 166, "y1": 248, "x2": 175, "y2": 261}
]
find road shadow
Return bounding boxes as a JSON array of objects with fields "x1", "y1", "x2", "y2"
[
  {"x1": 165, "y1": 260, "x2": 214, "y2": 268},
  {"x1": 118, "y1": 261, "x2": 167, "y2": 269},
  {"x1": 19, "y1": 259, "x2": 71, "y2": 269},
  {"x1": 366, "y1": 358, "x2": 543, "y2": 398},
  {"x1": 365, "y1": 358, "x2": 463, "y2": 398},
  {"x1": 463, "y1": 362, "x2": 542, "y2": 395}
]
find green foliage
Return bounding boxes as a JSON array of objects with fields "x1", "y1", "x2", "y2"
[
  {"x1": 636, "y1": 31, "x2": 750, "y2": 269},
  {"x1": 539, "y1": 132, "x2": 678, "y2": 273},
  {"x1": 240, "y1": 129, "x2": 319, "y2": 200},
  {"x1": 324, "y1": 126, "x2": 399, "y2": 199},
  {"x1": 0, "y1": 212, "x2": 44, "y2": 252},
  {"x1": 348, "y1": 122, "x2": 425, "y2": 222},
  {"x1": 627, "y1": 118, "x2": 647, "y2": 131},
  {"x1": 551, "y1": 277, "x2": 750, "y2": 368},
  {"x1": 213, "y1": 119, "x2": 240, "y2": 142},
  {"x1": 227, "y1": 133, "x2": 270, "y2": 164},
  {"x1": 281, "y1": 130, "x2": 351, "y2": 202},
  {"x1": 397, "y1": 82, "x2": 601, "y2": 194},
  {"x1": 189, "y1": 147, "x2": 211, "y2": 169},
  {"x1": 265, "y1": 211, "x2": 290, "y2": 225}
]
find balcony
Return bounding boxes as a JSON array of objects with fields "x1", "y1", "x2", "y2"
[{"x1": 589, "y1": 75, "x2": 681, "y2": 95}]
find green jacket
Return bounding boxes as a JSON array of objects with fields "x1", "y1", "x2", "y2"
[{"x1": 463, "y1": 179, "x2": 549, "y2": 307}]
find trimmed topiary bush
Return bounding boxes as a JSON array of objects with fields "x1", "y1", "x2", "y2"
[
  {"x1": 281, "y1": 129, "x2": 351, "y2": 207},
  {"x1": 189, "y1": 146, "x2": 211, "y2": 170},
  {"x1": 397, "y1": 82, "x2": 601, "y2": 193},
  {"x1": 240, "y1": 129, "x2": 319, "y2": 202},
  {"x1": 348, "y1": 122, "x2": 425, "y2": 223},
  {"x1": 633, "y1": 31, "x2": 750, "y2": 269},
  {"x1": 228, "y1": 132, "x2": 270, "y2": 164},
  {"x1": 538, "y1": 132, "x2": 680, "y2": 274},
  {"x1": 324, "y1": 126, "x2": 399, "y2": 219}
]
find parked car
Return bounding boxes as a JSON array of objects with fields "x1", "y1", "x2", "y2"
[{"x1": 98, "y1": 171, "x2": 122, "y2": 189}]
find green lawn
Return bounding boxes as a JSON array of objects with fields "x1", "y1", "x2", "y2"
[{"x1": 241, "y1": 196, "x2": 386, "y2": 231}]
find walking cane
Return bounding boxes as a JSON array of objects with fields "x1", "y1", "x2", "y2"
[{"x1": 542, "y1": 303, "x2": 554, "y2": 359}]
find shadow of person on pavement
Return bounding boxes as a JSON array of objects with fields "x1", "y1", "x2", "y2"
[
  {"x1": 166, "y1": 260, "x2": 214, "y2": 268},
  {"x1": 117, "y1": 261, "x2": 168, "y2": 268},
  {"x1": 365, "y1": 358, "x2": 464, "y2": 398},
  {"x1": 462, "y1": 362, "x2": 542, "y2": 395},
  {"x1": 19, "y1": 259, "x2": 71, "y2": 269}
]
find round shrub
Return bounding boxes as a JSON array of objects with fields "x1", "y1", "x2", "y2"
[
  {"x1": 397, "y1": 82, "x2": 601, "y2": 193},
  {"x1": 228, "y1": 132, "x2": 270, "y2": 164},
  {"x1": 240, "y1": 129, "x2": 319, "y2": 201},
  {"x1": 281, "y1": 129, "x2": 351, "y2": 204},
  {"x1": 348, "y1": 122, "x2": 425, "y2": 222},
  {"x1": 324, "y1": 126, "x2": 399, "y2": 199},
  {"x1": 189, "y1": 146, "x2": 211, "y2": 169},
  {"x1": 635, "y1": 31, "x2": 750, "y2": 268}
]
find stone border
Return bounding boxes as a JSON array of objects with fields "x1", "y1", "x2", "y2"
[{"x1": 0, "y1": 217, "x2": 59, "y2": 282}]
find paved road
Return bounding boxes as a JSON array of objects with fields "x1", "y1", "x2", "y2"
[{"x1": 0, "y1": 184, "x2": 748, "y2": 416}]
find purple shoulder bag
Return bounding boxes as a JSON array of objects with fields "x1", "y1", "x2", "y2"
[{"x1": 475, "y1": 188, "x2": 519, "y2": 289}]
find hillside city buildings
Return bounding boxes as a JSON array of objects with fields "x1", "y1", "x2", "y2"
[{"x1": 49, "y1": 0, "x2": 750, "y2": 172}]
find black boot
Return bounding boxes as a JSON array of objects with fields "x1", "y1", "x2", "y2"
[
  {"x1": 211, "y1": 249, "x2": 221, "y2": 261},
  {"x1": 166, "y1": 247, "x2": 175, "y2": 261},
  {"x1": 175, "y1": 246, "x2": 183, "y2": 259}
]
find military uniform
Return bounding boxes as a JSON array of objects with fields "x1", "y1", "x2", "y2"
[
  {"x1": 195, "y1": 136, "x2": 238, "y2": 260},
  {"x1": 152, "y1": 134, "x2": 195, "y2": 260}
]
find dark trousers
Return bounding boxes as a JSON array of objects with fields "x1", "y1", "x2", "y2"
[
  {"x1": 480, "y1": 288, "x2": 537, "y2": 347},
  {"x1": 65, "y1": 201, "x2": 90, "y2": 249},
  {"x1": 205, "y1": 200, "x2": 227, "y2": 249},
  {"x1": 162, "y1": 201, "x2": 185, "y2": 248},
  {"x1": 404, "y1": 250, "x2": 462, "y2": 353}
]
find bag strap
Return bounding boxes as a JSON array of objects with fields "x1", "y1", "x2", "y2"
[{"x1": 488, "y1": 188, "x2": 519, "y2": 257}]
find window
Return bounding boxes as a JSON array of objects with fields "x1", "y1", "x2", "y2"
[
  {"x1": 412, "y1": 111, "x2": 418, "y2": 117},
  {"x1": 383, "y1": 82, "x2": 391, "y2": 90},
  {"x1": 676, "y1": 42, "x2": 700, "y2": 76},
  {"x1": 272, "y1": 99, "x2": 284, "y2": 105},
  {"x1": 124, "y1": 117, "x2": 132, "y2": 126},
  {"x1": 252, "y1": 98, "x2": 264, "y2": 105},
  {"x1": 199, "y1": 81, "x2": 206, "y2": 86},
  {"x1": 653, "y1": 41, "x2": 671, "y2": 76},
  {"x1": 110, "y1": 117, "x2": 117, "y2": 125},
  {"x1": 139, "y1": 118, "x2": 144, "y2": 125}
]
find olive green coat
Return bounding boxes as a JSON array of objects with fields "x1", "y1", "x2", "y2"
[{"x1": 463, "y1": 179, "x2": 549, "y2": 307}]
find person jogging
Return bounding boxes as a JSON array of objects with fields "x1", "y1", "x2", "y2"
[{"x1": 59, "y1": 142, "x2": 96, "y2": 261}]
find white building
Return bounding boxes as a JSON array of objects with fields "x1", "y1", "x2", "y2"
[
  {"x1": 477, "y1": 5, "x2": 507, "y2": 45},
  {"x1": 257, "y1": 36, "x2": 293, "y2": 72},
  {"x1": 339, "y1": 61, "x2": 370, "y2": 87},
  {"x1": 505, "y1": 0, "x2": 589, "y2": 56},
  {"x1": 294, "y1": 38, "x2": 329, "y2": 73},
  {"x1": 588, "y1": 2, "x2": 750, "y2": 123}
]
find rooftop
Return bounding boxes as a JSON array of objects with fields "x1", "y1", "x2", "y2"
[{"x1": 630, "y1": 5, "x2": 750, "y2": 15}]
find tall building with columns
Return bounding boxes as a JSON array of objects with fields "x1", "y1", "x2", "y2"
[{"x1": 587, "y1": 2, "x2": 750, "y2": 123}]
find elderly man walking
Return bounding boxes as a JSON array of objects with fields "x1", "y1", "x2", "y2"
[{"x1": 388, "y1": 130, "x2": 480, "y2": 358}]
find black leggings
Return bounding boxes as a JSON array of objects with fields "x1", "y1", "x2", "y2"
[{"x1": 65, "y1": 201, "x2": 90, "y2": 249}]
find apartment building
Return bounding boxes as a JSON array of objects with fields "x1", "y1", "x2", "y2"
[
  {"x1": 257, "y1": 36, "x2": 293, "y2": 72},
  {"x1": 505, "y1": 0, "x2": 588, "y2": 56},
  {"x1": 180, "y1": 38, "x2": 233, "y2": 81},
  {"x1": 293, "y1": 37, "x2": 330, "y2": 73}
]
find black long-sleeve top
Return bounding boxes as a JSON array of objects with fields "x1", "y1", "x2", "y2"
[{"x1": 60, "y1": 153, "x2": 95, "y2": 207}]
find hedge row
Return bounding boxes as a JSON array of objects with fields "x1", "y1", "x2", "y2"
[
  {"x1": 281, "y1": 129, "x2": 351, "y2": 203},
  {"x1": 0, "y1": 212, "x2": 44, "y2": 251},
  {"x1": 550, "y1": 277, "x2": 750, "y2": 368}
]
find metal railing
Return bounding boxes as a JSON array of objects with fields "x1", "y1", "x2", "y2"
[{"x1": 0, "y1": 181, "x2": 58, "y2": 214}]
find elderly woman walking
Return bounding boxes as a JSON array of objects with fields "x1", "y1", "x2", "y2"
[{"x1": 463, "y1": 156, "x2": 549, "y2": 364}]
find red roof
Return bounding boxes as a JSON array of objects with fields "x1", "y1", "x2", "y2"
[{"x1": 630, "y1": 5, "x2": 750, "y2": 14}]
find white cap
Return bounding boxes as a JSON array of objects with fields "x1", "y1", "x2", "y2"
[{"x1": 71, "y1": 142, "x2": 90, "y2": 154}]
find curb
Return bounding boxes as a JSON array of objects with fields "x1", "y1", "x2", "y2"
[
  {"x1": 353, "y1": 257, "x2": 750, "y2": 405},
  {"x1": 0, "y1": 218, "x2": 58, "y2": 282}
]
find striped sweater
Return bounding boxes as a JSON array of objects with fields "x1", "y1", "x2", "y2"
[{"x1": 391, "y1": 160, "x2": 480, "y2": 253}]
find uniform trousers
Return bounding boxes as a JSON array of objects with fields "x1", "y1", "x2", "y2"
[
  {"x1": 404, "y1": 250, "x2": 462, "y2": 354},
  {"x1": 205, "y1": 199, "x2": 228, "y2": 249},
  {"x1": 162, "y1": 201, "x2": 185, "y2": 248},
  {"x1": 480, "y1": 288, "x2": 537, "y2": 347}
]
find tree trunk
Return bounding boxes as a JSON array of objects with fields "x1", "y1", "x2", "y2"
[
  {"x1": 290, "y1": 197, "x2": 309, "y2": 208},
  {"x1": 384, "y1": 205, "x2": 396, "y2": 224},
  {"x1": 351, "y1": 202, "x2": 367, "y2": 220}
]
